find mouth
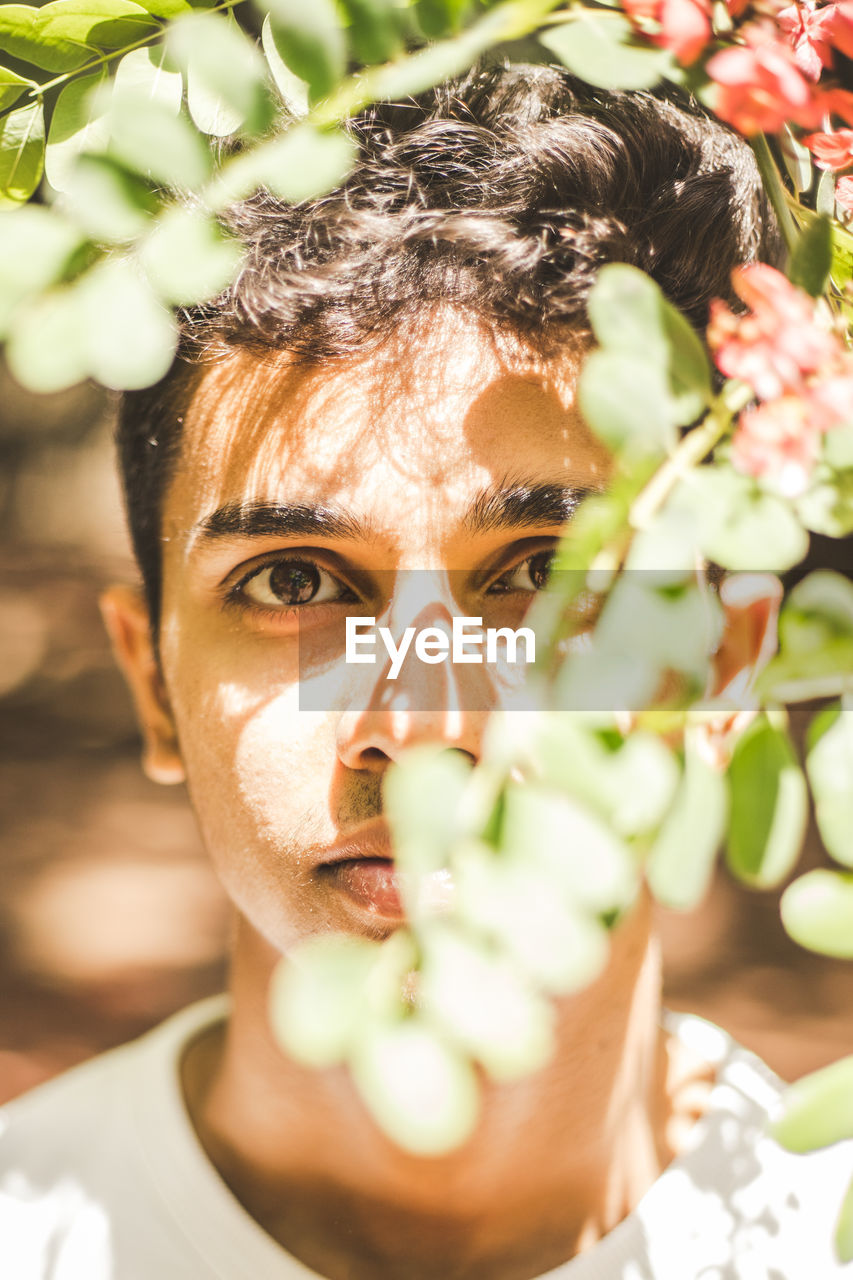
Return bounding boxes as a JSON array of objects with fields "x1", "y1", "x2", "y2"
[{"x1": 316, "y1": 819, "x2": 453, "y2": 921}]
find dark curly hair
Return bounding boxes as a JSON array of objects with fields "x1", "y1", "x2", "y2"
[{"x1": 117, "y1": 61, "x2": 782, "y2": 630}]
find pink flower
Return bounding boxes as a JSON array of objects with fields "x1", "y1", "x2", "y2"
[
  {"x1": 803, "y1": 127, "x2": 853, "y2": 169},
  {"x1": 623, "y1": 0, "x2": 712, "y2": 62},
  {"x1": 808, "y1": 368, "x2": 853, "y2": 424},
  {"x1": 706, "y1": 30, "x2": 822, "y2": 134},
  {"x1": 778, "y1": 1, "x2": 838, "y2": 80},
  {"x1": 707, "y1": 265, "x2": 838, "y2": 399},
  {"x1": 826, "y1": 0, "x2": 853, "y2": 57},
  {"x1": 732, "y1": 397, "x2": 822, "y2": 496},
  {"x1": 837, "y1": 175, "x2": 853, "y2": 213}
]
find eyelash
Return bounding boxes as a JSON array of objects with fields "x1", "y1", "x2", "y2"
[{"x1": 224, "y1": 546, "x2": 558, "y2": 620}]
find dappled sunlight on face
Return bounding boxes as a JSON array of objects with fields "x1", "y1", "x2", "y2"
[{"x1": 156, "y1": 308, "x2": 610, "y2": 953}]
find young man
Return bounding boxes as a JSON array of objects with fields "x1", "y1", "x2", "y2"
[{"x1": 1, "y1": 63, "x2": 851, "y2": 1279}]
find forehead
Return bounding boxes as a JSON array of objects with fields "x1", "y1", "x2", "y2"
[{"x1": 162, "y1": 309, "x2": 607, "y2": 541}]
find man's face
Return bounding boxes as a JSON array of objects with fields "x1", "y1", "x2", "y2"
[{"x1": 151, "y1": 309, "x2": 609, "y2": 951}]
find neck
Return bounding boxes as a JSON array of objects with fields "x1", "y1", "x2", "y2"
[{"x1": 183, "y1": 900, "x2": 681, "y2": 1280}]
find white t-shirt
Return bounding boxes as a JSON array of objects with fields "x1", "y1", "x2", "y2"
[{"x1": 1, "y1": 996, "x2": 851, "y2": 1279}]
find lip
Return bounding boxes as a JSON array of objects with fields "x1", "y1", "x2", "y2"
[{"x1": 316, "y1": 818, "x2": 403, "y2": 918}]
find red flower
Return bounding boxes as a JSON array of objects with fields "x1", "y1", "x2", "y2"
[
  {"x1": 803, "y1": 128, "x2": 853, "y2": 170},
  {"x1": 732, "y1": 397, "x2": 822, "y2": 496},
  {"x1": 623, "y1": 0, "x2": 712, "y2": 62},
  {"x1": 778, "y1": 1, "x2": 838, "y2": 80},
  {"x1": 826, "y1": 0, "x2": 853, "y2": 57},
  {"x1": 707, "y1": 265, "x2": 838, "y2": 399},
  {"x1": 706, "y1": 31, "x2": 822, "y2": 134},
  {"x1": 820, "y1": 87, "x2": 853, "y2": 125}
]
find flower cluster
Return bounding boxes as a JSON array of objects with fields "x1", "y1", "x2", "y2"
[{"x1": 708, "y1": 265, "x2": 853, "y2": 496}]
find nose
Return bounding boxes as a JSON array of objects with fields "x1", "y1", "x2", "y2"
[{"x1": 335, "y1": 592, "x2": 492, "y2": 773}]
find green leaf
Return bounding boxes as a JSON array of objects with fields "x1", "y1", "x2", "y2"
[
  {"x1": 725, "y1": 717, "x2": 808, "y2": 888},
  {"x1": 807, "y1": 706, "x2": 853, "y2": 867},
  {"x1": 79, "y1": 255, "x2": 177, "y2": 389},
  {"x1": 646, "y1": 729, "x2": 728, "y2": 911},
  {"x1": 420, "y1": 926, "x2": 554, "y2": 1081},
  {"x1": 384, "y1": 745, "x2": 471, "y2": 877},
  {"x1": 63, "y1": 152, "x2": 157, "y2": 242},
  {"x1": 780, "y1": 125, "x2": 813, "y2": 195},
  {"x1": 760, "y1": 570, "x2": 853, "y2": 698},
  {"x1": 816, "y1": 168, "x2": 836, "y2": 219},
  {"x1": 370, "y1": 25, "x2": 487, "y2": 99},
  {"x1": 0, "y1": 98, "x2": 44, "y2": 206},
  {"x1": 45, "y1": 69, "x2": 109, "y2": 192},
  {"x1": 797, "y1": 467, "x2": 853, "y2": 539},
  {"x1": 0, "y1": 1, "x2": 158, "y2": 72},
  {"x1": 106, "y1": 90, "x2": 211, "y2": 189},
  {"x1": 113, "y1": 44, "x2": 182, "y2": 112},
  {"x1": 0, "y1": 64, "x2": 37, "y2": 111},
  {"x1": 415, "y1": 0, "x2": 470, "y2": 37},
  {"x1": 261, "y1": 14, "x2": 308, "y2": 117},
  {"x1": 539, "y1": 12, "x2": 671, "y2": 91},
  {"x1": 268, "y1": 935, "x2": 383, "y2": 1067},
  {"x1": 140, "y1": 205, "x2": 242, "y2": 304},
  {"x1": 579, "y1": 350, "x2": 677, "y2": 458},
  {"x1": 209, "y1": 122, "x2": 355, "y2": 207},
  {"x1": 0, "y1": 204, "x2": 84, "y2": 334},
  {"x1": 5, "y1": 281, "x2": 89, "y2": 390},
  {"x1": 258, "y1": 0, "x2": 347, "y2": 101},
  {"x1": 340, "y1": 0, "x2": 403, "y2": 66},
  {"x1": 788, "y1": 214, "x2": 832, "y2": 298},
  {"x1": 683, "y1": 467, "x2": 809, "y2": 572},
  {"x1": 781, "y1": 868, "x2": 853, "y2": 959},
  {"x1": 132, "y1": 0, "x2": 190, "y2": 15},
  {"x1": 772, "y1": 1052, "x2": 853, "y2": 1151},
  {"x1": 167, "y1": 12, "x2": 274, "y2": 138},
  {"x1": 593, "y1": 574, "x2": 722, "y2": 689},
  {"x1": 350, "y1": 1017, "x2": 480, "y2": 1155},
  {"x1": 587, "y1": 264, "x2": 712, "y2": 422},
  {"x1": 836, "y1": 1177, "x2": 853, "y2": 1264},
  {"x1": 787, "y1": 570, "x2": 853, "y2": 634}
]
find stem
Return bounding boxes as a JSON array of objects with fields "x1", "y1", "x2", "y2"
[{"x1": 750, "y1": 132, "x2": 799, "y2": 257}]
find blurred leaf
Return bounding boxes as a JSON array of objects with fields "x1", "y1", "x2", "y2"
[
  {"x1": 0, "y1": 204, "x2": 84, "y2": 333},
  {"x1": 579, "y1": 351, "x2": 677, "y2": 459},
  {"x1": 836, "y1": 1177, "x2": 853, "y2": 1264},
  {"x1": 587, "y1": 264, "x2": 712, "y2": 423},
  {"x1": 371, "y1": 31, "x2": 483, "y2": 98},
  {"x1": 261, "y1": 13, "x2": 308, "y2": 117},
  {"x1": 415, "y1": 0, "x2": 470, "y2": 37},
  {"x1": 5, "y1": 280, "x2": 89, "y2": 390},
  {"x1": 167, "y1": 12, "x2": 274, "y2": 137},
  {"x1": 258, "y1": 0, "x2": 346, "y2": 101},
  {"x1": 340, "y1": 0, "x2": 403, "y2": 65},
  {"x1": 133, "y1": 0, "x2": 190, "y2": 14},
  {"x1": 781, "y1": 868, "x2": 853, "y2": 958},
  {"x1": 0, "y1": 64, "x2": 37, "y2": 111},
  {"x1": 825, "y1": 428, "x2": 853, "y2": 470},
  {"x1": 593, "y1": 574, "x2": 721, "y2": 689},
  {"x1": 780, "y1": 125, "x2": 812, "y2": 194},
  {"x1": 113, "y1": 43, "x2": 182, "y2": 111},
  {"x1": 787, "y1": 214, "x2": 832, "y2": 298},
  {"x1": 646, "y1": 730, "x2": 728, "y2": 910},
  {"x1": 268, "y1": 935, "x2": 382, "y2": 1067},
  {"x1": 140, "y1": 204, "x2": 242, "y2": 304},
  {"x1": 787, "y1": 571, "x2": 853, "y2": 633},
  {"x1": 797, "y1": 467, "x2": 853, "y2": 539},
  {"x1": 384, "y1": 745, "x2": 472, "y2": 875},
  {"x1": 772, "y1": 1052, "x2": 853, "y2": 1151},
  {"x1": 816, "y1": 168, "x2": 836, "y2": 218},
  {"x1": 0, "y1": 0, "x2": 158, "y2": 72},
  {"x1": 501, "y1": 783, "x2": 637, "y2": 914},
  {"x1": 761, "y1": 570, "x2": 853, "y2": 696},
  {"x1": 725, "y1": 717, "x2": 808, "y2": 888},
  {"x1": 45, "y1": 69, "x2": 108, "y2": 192},
  {"x1": 63, "y1": 151, "x2": 157, "y2": 241},
  {"x1": 210, "y1": 122, "x2": 355, "y2": 207},
  {"x1": 683, "y1": 467, "x2": 809, "y2": 572},
  {"x1": 454, "y1": 839, "x2": 612, "y2": 993},
  {"x1": 540, "y1": 13, "x2": 671, "y2": 91},
  {"x1": 0, "y1": 98, "x2": 44, "y2": 207},
  {"x1": 421, "y1": 926, "x2": 554, "y2": 1081},
  {"x1": 79, "y1": 255, "x2": 177, "y2": 388},
  {"x1": 806, "y1": 710, "x2": 853, "y2": 866},
  {"x1": 107, "y1": 90, "x2": 211, "y2": 189},
  {"x1": 350, "y1": 1017, "x2": 480, "y2": 1155}
]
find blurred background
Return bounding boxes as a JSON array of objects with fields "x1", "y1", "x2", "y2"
[{"x1": 1, "y1": 370, "x2": 852, "y2": 1106}]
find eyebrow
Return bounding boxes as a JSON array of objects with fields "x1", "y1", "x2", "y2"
[
  {"x1": 463, "y1": 483, "x2": 591, "y2": 534},
  {"x1": 193, "y1": 483, "x2": 590, "y2": 547}
]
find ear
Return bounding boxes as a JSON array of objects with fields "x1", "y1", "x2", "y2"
[
  {"x1": 99, "y1": 584, "x2": 186, "y2": 785},
  {"x1": 710, "y1": 573, "x2": 783, "y2": 704}
]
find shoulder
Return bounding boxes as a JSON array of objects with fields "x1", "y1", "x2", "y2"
[{"x1": 0, "y1": 996, "x2": 229, "y2": 1274}]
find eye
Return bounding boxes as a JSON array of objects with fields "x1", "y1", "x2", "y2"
[
  {"x1": 235, "y1": 558, "x2": 356, "y2": 610},
  {"x1": 488, "y1": 548, "x2": 555, "y2": 595}
]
